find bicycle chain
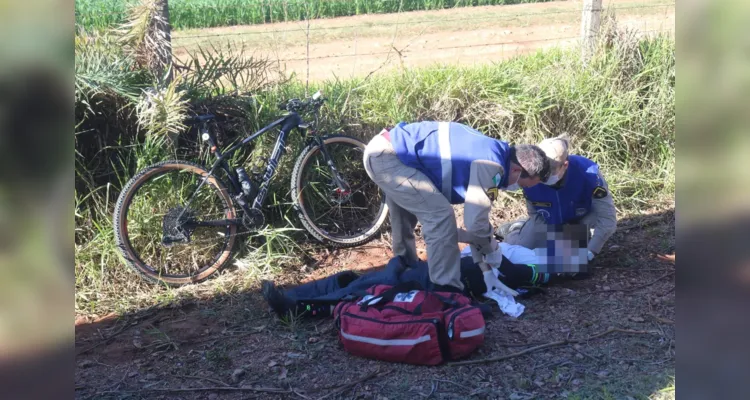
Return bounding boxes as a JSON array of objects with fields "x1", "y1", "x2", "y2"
[
  {"x1": 128, "y1": 180, "x2": 381, "y2": 252},
  {"x1": 128, "y1": 209, "x2": 264, "y2": 251}
]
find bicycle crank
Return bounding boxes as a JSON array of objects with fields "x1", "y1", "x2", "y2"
[{"x1": 242, "y1": 209, "x2": 265, "y2": 230}]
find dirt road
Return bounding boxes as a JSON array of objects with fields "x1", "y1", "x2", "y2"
[{"x1": 173, "y1": 0, "x2": 675, "y2": 81}]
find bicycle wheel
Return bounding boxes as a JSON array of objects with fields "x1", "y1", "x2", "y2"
[
  {"x1": 291, "y1": 135, "x2": 389, "y2": 247},
  {"x1": 113, "y1": 160, "x2": 238, "y2": 286}
]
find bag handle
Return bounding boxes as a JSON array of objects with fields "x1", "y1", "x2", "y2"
[
  {"x1": 430, "y1": 292, "x2": 461, "y2": 308},
  {"x1": 360, "y1": 282, "x2": 464, "y2": 312},
  {"x1": 360, "y1": 281, "x2": 424, "y2": 311}
]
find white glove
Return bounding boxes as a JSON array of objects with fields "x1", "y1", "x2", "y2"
[{"x1": 483, "y1": 269, "x2": 519, "y2": 297}]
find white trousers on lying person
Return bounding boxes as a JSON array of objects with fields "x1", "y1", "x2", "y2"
[{"x1": 363, "y1": 134, "x2": 464, "y2": 291}]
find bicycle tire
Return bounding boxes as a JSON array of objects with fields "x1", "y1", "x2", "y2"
[
  {"x1": 113, "y1": 160, "x2": 238, "y2": 286},
  {"x1": 291, "y1": 135, "x2": 389, "y2": 248}
]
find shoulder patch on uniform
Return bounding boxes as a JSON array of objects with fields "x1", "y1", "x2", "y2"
[
  {"x1": 593, "y1": 186, "x2": 608, "y2": 199},
  {"x1": 492, "y1": 172, "x2": 502, "y2": 187},
  {"x1": 486, "y1": 187, "x2": 498, "y2": 201}
]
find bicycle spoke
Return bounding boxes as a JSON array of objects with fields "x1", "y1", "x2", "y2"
[
  {"x1": 296, "y1": 139, "x2": 386, "y2": 240},
  {"x1": 123, "y1": 168, "x2": 233, "y2": 277}
]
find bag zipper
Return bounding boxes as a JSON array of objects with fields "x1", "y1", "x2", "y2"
[
  {"x1": 383, "y1": 305, "x2": 420, "y2": 315},
  {"x1": 447, "y1": 305, "x2": 479, "y2": 340},
  {"x1": 343, "y1": 312, "x2": 439, "y2": 326}
]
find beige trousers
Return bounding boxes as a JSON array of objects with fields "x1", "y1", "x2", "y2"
[{"x1": 363, "y1": 134, "x2": 463, "y2": 290}]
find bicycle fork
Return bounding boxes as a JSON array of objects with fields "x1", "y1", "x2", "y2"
[{"x1": 314, "y1": 136, "x2": 351, "y2": 193}]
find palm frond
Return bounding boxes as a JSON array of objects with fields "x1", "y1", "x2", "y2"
[
  {"x1": 176, "y1": 41, "x2": 283, "y2": 100},
  {"x1": 75, "y1": 28, "x2": 150, "y2": 116},
  {"x1": 135, "y1": 76, "x2": 189, "y2": 138}
]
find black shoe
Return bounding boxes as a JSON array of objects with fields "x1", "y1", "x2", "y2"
[{"x1": 261, "y1": 280, "x2": 295, "y2": 317}]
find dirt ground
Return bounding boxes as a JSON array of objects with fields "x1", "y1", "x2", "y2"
[
  {"x1": 172, "y1": 0, "x2": 675, "y2": 82},
  {"x1": 75, "y1": 204, "x2": 675, "y2": 399}
]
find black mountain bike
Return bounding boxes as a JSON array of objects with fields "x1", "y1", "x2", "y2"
[{"x1": 113, "y1": 91, "x2": 389, "y2": 286}]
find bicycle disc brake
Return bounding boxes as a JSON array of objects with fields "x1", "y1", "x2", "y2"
[
  {"x1": 330, "y1": 185, "x2": 352, "y2": 205},
  {"x1": 162, "y1": 207, "x2": 196, "y2": 246},
  {"x1": 329, "y1": 174, "x2": 370, "y2": 208}
]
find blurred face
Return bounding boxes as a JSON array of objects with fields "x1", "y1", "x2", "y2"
[{"x1": 518, "y1": 175, "x2": 542, "y2": 188}]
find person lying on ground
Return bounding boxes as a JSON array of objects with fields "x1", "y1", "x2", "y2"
[{"x1": 261, "y1": 244, "x2": 568, "y2": 320}]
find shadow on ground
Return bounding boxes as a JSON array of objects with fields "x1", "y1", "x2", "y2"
[{"x1": 75, "y1": 209, "x2": 675, "y2": 400}]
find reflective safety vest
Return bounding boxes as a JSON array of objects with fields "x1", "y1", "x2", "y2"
[
  {"x1": 521, "y1": 155, "x2": 603, "y2": 225},
  {"x1": 388, "y1": 121, "x2": 511, "y2": 204}
]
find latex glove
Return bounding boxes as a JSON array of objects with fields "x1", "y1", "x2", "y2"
[
  {"x1": 587, "y1": 250, "x2": 595, "y2": 261},
  {"x1": 483, "y1": 269, "x2": 519, "y2": 297}
]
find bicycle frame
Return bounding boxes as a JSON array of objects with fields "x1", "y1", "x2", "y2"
[{"x1": 178, "y1": 109, "x2": 348, "y2": 227}]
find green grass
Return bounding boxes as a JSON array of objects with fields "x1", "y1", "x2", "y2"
[
  {"x1": 75, "y1": 19, "x2": 674, "y2": 316},
  {"x1": 75, "y1": 0, "x2": 553, "y2": 31}
]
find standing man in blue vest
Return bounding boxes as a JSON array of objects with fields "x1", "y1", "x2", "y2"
[
  {"x1": 363, "y1": 121, "x2": 551, "y2": 296},
  {"x1": 499, "y1": 136, "x2": 617, "y2": 264}
]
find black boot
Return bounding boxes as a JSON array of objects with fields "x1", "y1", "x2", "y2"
[
  {"x1": 261, "y1": 280, "x2": 296, "y2": 317},
  {"x1": 262, "y1": 280, "x2": 336, "y2": 318}
]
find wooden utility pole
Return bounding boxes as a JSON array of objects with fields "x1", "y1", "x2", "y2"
[
  {"x1": 155, "y1": 0, "x2": 173, "y2": 84},
  {"x1": 580, "y1": 0, "x2": 602, "y2": 61}
]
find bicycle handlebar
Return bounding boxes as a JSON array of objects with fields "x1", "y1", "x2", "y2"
[
  {"x1": 184, "y1": 114, "x2": 216, "y2": 125},
  {"x1": 278, "y1": 90, "x2": 325, "y2": 112}
]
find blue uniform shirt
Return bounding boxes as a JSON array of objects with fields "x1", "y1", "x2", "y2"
[
  {"x1": 388, "y1": 121, "x2": 511, "y2": 204},
  {"x1": 522, "y1": 155, "x2": 603, "y2": 224}
]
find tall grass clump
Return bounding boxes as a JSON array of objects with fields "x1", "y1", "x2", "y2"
[{"x1": 76, "y1": 0, "x2": 553, "y2": 31}]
